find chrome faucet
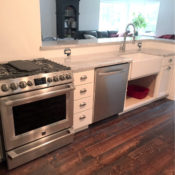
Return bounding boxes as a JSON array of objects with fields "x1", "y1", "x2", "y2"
[{"x1": 120, "y1": 23, "x2": 136, "y2": 52}]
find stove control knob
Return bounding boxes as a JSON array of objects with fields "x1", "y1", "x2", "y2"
[
  {"x1": 59, "y1": 75, "x2": 65, "y2": 81},
  {"x1": 27, "y1": 81, "x2": 33, "y2": 87},
  {"x1": 53, "y1": 76, "x2": 59, "y2": 82},
  {"x1": 1, "y1": 84, "x2": 9, "y2": 92},
  {"x1": 47, "y1": 77, "x2": 53, "y2": 83},
  {"x1": 10, "y1": 83, "x2": 18, "y2": 90},
  {"x1": 19, "y1": 81, "x2": 27, "y2": 89},
  {"x1": 66, "y1": 74, "x2": 72, "y2": 79}
]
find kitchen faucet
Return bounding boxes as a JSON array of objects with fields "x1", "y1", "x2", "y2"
[{"x1": 120, "y1": 23, "x2": 136, "y2": 52}]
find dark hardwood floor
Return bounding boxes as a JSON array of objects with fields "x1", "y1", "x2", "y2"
[{"x1": 0, "y1": 98, "x2": 174, "y2": 175}]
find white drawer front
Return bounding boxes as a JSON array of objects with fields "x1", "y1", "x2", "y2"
[
  {"x1": 74, "y1": 97, "x2": 93, "y2": 114},
  {"x1": 73, "y1": 109, "x2": 93, "y2": 129},
  {"x1": 74, "y1": 70, "x2": 94, "y2": 86},
  {"x1": 162, "y1": 57, "x2": 175, "y2": 66},
  {"x1": 74, "y1": 83, "x2": 93, "y2": 100}
]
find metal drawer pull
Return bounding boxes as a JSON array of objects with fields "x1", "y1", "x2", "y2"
[
  {"x1": 79, "y1": 115, "x2": 86, "y2": 120},
  {"x1": 167, "y1": 66, "x2": 171, "y2": 70},
  {"x1": 80, "y1": 75, "x2": 87, "y2": 81},
  {"x1": 80, "y1": 102, "x2": 87, "y2": 107},
  {"x1": 169, "y1": 59, "x2": 173, "y2": 63},
  {"x1": 80, "y1": 88, "x2": 87, "y2": 94}
]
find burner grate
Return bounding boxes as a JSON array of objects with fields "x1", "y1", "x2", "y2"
[{"x1": 0, "y1": 58, "x2": 71, "y2": 80}]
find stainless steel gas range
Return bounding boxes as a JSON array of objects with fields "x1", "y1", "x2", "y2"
[{"x1": 0, "y1": 58, "x2": 74, "y2": 169}]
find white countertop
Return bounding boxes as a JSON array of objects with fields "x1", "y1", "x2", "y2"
[
  {"x1": 141, "y1": 48, "x2": 175, "y2": 57},
  {"x1": 62, "y1": 52, "x2": 132, "y2": 72},
  {"x1": 58, "y1": 48, "x2": 175, "y2": 72}
]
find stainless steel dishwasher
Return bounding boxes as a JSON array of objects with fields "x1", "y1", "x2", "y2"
[{"x1": 93, "y1": 63, "x2": 129, "y2": 123}]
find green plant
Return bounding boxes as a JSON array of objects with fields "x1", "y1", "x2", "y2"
[{"x1": 132, "y1": 13, "x2": 147, "y2": 30}]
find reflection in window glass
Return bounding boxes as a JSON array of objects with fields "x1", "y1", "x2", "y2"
[{"x1": 99, "y1": 0, "x2": 160, "y2": 35}]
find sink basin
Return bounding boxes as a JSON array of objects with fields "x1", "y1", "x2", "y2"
[{"x1": 121, "y1": 53, "x2": 162, "y2": 79}]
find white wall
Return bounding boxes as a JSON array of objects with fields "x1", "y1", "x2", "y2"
[
  {"x1": 79, "y1": 0, "x2": 100, "y2": 30},
  {"x1": 0, "y1": 0, "x2": 42, "y2": 59},
  {"x1": 40, "y1": 0, "x2": 57, "y2": 39},
  {"x1": 156, "y1": 0, "x2": 175, "y2": 36}
]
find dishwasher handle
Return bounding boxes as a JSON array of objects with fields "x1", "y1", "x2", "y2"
[{"x1": 98, "y1": 69, "x2": 126, "y2": 76}]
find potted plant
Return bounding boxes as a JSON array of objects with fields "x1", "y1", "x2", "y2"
[{"x1": 132, "y1": 13, "x2": 147, "y2": 36}]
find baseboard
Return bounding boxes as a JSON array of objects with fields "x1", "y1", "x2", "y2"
[
  {"x1": 73, "y1": 126, "x2": 89, "y2": 133},
  {"x1": 167, "y1": 96, "x2": 175, "y2": 101}
]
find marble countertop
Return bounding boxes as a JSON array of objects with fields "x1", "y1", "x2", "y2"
[
  {"x1": 119, "y1": 49, "x2": 175, "y2": 57},
  {"x1": 61, "y1": 52, "x2": 132, "y2": 72},
  {"x1": 58, "y1": 48, "x2": 175, "y2": 72},
  {"x1": 141, "y1": 48, "x2": 175, "y2": 57}
]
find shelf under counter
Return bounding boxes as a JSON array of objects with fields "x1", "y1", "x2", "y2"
[
  {"x1": 124, "y1": 95, "x2": 154, "y2": 112},
  {"x1": 123, "y1": 74, "x2": 158, "y2": 112}
]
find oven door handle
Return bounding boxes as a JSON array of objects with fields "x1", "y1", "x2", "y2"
[{"x1": 2, "y1": 84, "x2": 75, "y2": 106}]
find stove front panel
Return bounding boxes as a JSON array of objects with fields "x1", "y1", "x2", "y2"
[{"x1": 0, "y1": 71, "x2": 73, "y2": 97}]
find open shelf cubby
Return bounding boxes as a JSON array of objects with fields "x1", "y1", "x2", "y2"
[{"x1": 124, "y1": 74, "x2": 158, "y2": 111}]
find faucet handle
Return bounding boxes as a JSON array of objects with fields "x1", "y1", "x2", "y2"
[
  {"x1": 64, "y1": 48, "x2": 71, "y2": 56},
  {"x1": 137, "y1": 42, "x2": 142, "y2": 50}
]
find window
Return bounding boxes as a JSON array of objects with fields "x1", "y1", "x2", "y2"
[{"x1": 99, "y1": 0, "x2": 160, "y2": 35}]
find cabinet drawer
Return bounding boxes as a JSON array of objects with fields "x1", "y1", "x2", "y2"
[
  {"x1": 162, "y1": 57, "x2": 174, "y2": 66},
  {"x1": 74, "y1": 83, "x2": 93, "y2": 100},
  {"x1": 74, "y1": 97, "x2": 93, "y2": 114},
  {"x1": 74, "y1": 70, "x2": 94, "y2": 86},
  {"x1": 73, "y1": 109, "x2": 93, "y2": 129}
]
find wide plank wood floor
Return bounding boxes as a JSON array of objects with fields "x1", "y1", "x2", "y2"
[{"x1": 0, "y1": 98, "x2": 174, "y2": 175}]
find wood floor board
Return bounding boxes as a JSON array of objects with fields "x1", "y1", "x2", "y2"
[{"x1": 0, "y1": 98, "x2": 174, "y2": 175}]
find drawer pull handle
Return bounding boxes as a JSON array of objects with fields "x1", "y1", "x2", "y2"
[
  {"x1": 80, "y1": 88, "x2": 87, "y2": 94},
  {"x1": 169, "y1": 59, "x2": 173, "y2": 63},
  {"x1": 167, "y1": 66, "x2": 171, "y2": 70},
  {"x1": 79, "y1": 115, "x2": 86, "y2": 120},
  {"x1": 80, "y1": 75, "x2": 87, "y2": 81},
  {"x1": 80, "y1": 102, "x2": 87, "y2": 107}
]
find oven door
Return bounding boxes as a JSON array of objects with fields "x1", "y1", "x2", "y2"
[{"x1": 0, "y1": 84, "x2": 74, "y2": 151}]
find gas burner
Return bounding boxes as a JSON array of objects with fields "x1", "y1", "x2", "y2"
[
  {"x1": 34, "y1": 60, "x2": 55, "y2": 72},
  {"x1": 0, "y1": 58, "x2": 73, "y2": 97},
  {"x1": 33, "y1": 59, "x2": 71, "y2": 72},
  {"x1": 0, "y1": 66, "x2": 9, "y2": 77}
]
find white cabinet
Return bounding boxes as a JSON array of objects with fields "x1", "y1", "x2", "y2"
[
  {"x1": 74, "y1": 97, "x2": 93, "y2": 113},
  {"x1": 74, "y1": 70, "x2": 94, "y2": 85},
  {"x1": 73, "y1": 70, "x2": 94, "y2": 132},
  {"x1": 157, "y1": 57, "x2": 174, "y2": 97},
  {"x1": 73, "y1": 109, "x2": 93, "y2": 129},
  {"x1": 0, "y1": 135, "x2": 3, "y2": 162},
  {"x1": 168, "y1": 65, "x2": 175, "y2": 100},
  {"x1": 74, "y1": 83, "x2": 94, "y2": 100},
  {"x1": 158, "y1": 66, "x2": 172, "y2": 97}
]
